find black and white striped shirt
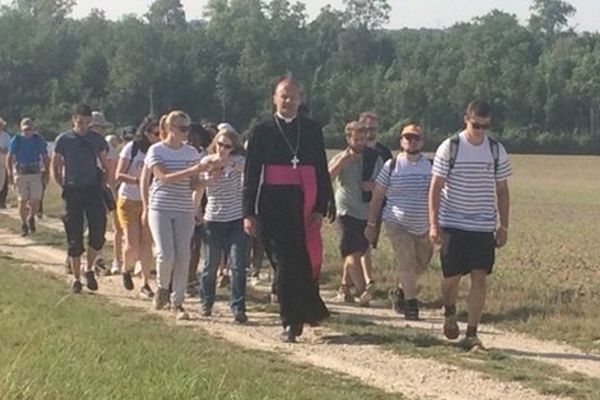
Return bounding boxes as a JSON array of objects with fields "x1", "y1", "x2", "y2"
[
  {"x1": 432, "y1": 131, "x2": 512, "y2": 233},
  {"x1": 202, "y1": 154, "x2": 245, "y2": 223},
  {"x1": 376, "y1": 154, "x2": 431, "y2": 235},
  {"x1": 145, "y1": 142, "x2": 202, "y2": 213}
]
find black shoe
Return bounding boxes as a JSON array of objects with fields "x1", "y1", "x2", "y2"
[
  {"x1": 200, "y1": 304, "x2": 212, "y2": 317},
  {"x1": 233, "y1": 310, "x2": 248, "y2": 324},
  {"x1": 139, "y1": 284, "x2": 155, "y2": 299},
  {"x1": 122, "y1": 272, "x2": 134, "y2": 291},
  {"x1": 94, "y1": 258, "x2": 107, "y2": 274},
  {"x1": 84, "y1": 270, "x2": 98, "y2": 291},
  {"x1": 280, "y1": 326, "x2": 297, "y2": 343},
  {"x1": 403, "y1": 298, "x2": 419, "y2": 321},
  {"x1": 71, "y1": 280, "x2": 82, "y2": 294},
  {"x1": 154, "y1": 288, "x2": 170, "y2": 310},
  {"x1": 20, "y1": 224, "x2": 29, "y2": 237},
  {"x1": 27, "y1": 216, "x2": 36, "y2": 233},
  {"x1": 388, "y1": 287, "x2": 405, "y2": 314}
]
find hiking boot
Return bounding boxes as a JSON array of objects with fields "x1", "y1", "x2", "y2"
[
  {"x1": 280, "y1": 326, "x2": 297, "y2": 343},
  {"x1": 335, "y1": 285, "x2": 354, "y2": 303},
  {"x1": 27, "y1": 216, "x2": 36, "y2": 233},
  {"x1": 154, "y1": 288, "x2": 170, "y2": 310},
  {"x1": 186, "y1": 280, "x2": 199, "y2": 297},
  {"x1": 122, "y1": 272, "x2": 134, "y2": 291},
  {"x1": 403, "y1": 298, "x2": 419, "y2": 321},
  {"x1": 443, "y1": 313, "x2": 460, "y2": 340},
  {"x1": 460, "y1": 335, "x2": 485, "y2": 351},
  {"x1": 94, "y1": 258, "x2": 107, "y2": 275},
  {"x1": 20, "y1": 223, "x2": 29, "y2": 237},
  {"x1": 233, "y1": 310, "x2": 248, "y2": 324},
  {"x1": 84, "y1": 270, "x2": 98, "y2": 291},
  {"x1": 71, "y1": 280, "x2": 82, "y2": 294},
  {"x1": 139, "y1": 284, "x2": 155, "y2": 299},
  {"x1": 388, "y1": 287, "x2": 405, "y2": 314},
  {"x1": 174, "y1": 305, "x2": 189, "y2": 321},
  {"x1": 218, "y1": 274, "x2": 230, "y2": 288},
  {"x1": 200, "y1": 304, "x2": 212, "y2": 317}
]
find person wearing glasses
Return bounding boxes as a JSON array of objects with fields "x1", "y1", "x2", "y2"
[
  {"x1": 115, "y1": 116, "x2": 161, "y2": 299},
  {"x1": 7, "y1": 117, "x2": 49, "y2": 237},
  {"x1": 429, "y1": 100, "x2": 511, "y2": 350},
  {"x1": 140, "y1": 110, "x2": 219, "y2": 320},
  {"x1": 365, "y1": 121, "x2": 432, "y2": 320},
  {"x1": 198, "y1": 129, "x2": 248, "y2": 323}
]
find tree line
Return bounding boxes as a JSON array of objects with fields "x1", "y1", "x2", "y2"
[{"x1": 1, "y1": 0, "x2": 599, "y2": 153}]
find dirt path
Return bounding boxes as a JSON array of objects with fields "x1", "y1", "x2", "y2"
[
  {"x1": 26, "y1": 210, "x2": 600, "y2": 381},
  {"x1": 0, "y1": 225, "x2": 563, "y2": 400}
]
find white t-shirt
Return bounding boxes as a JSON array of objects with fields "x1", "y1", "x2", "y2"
[
  {"x1": 0, "y1": 130, "x2": 10, "y2": 170},
  {"x1": 376, "y1": 154, "x2": 432, "y2": 235},
  {"x1": 144, "y1": 142, "x2": 201, "y2": 213},
  {"x1": 117, "y1": 141, "x2": 146, "y2": 201},
  {"x1": 432, "y1": 131, "x2": 512, "y2": 232},
  {"x1": 201, "y1": 154, "x2": 245, "y2": 222}
]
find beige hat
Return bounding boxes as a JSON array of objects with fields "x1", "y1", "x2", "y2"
[
  {"x1": 20, "y1": 117, "x2": 34, "y2": 129},
  {"x1": 91, "y1": 111, "x2": 112, "y2": 128}
]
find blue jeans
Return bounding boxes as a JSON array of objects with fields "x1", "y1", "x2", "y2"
[{"x1": 200, "y1": 219, "x2": 247, "y2": 313}]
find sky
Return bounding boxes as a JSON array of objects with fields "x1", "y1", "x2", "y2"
[{"x1": 1, "y1": 0, "x2": 598, "y2": 32}]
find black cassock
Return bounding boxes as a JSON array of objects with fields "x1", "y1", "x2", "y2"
[{"x1": 243, "y1": 114, "x2": 332, "y2": 327}]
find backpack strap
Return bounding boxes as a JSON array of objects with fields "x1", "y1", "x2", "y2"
[
  {"x1": 448, "y1": 133, "x2": 460, "y2": 171},
  {"x1": 488, "y1": 136, "x2": 500, "y2": 174},
  {"x1": 386, "y1": 155, "x2": 398, "y2": 188}
]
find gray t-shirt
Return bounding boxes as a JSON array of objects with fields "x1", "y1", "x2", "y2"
[
  {"x1": 331, "y1": 151, "x2": 383, "y2": 220},
  {"x1": 54, "y1": 130, "x2": 109, "y2": 188}
]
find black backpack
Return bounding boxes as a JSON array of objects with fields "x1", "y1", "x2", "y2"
[{"x1": 447, "y1": 133, "x2": 500, "y2": 174}]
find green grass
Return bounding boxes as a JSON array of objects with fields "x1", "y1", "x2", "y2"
[{"x1": 0, "y1": 257, "x2": 402, "y2": 400}]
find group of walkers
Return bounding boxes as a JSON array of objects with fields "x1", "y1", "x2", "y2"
[{"x1": 1, "y1": 77, "x2": 511, "y2": 349}]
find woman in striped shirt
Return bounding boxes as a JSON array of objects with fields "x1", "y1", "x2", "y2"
[
  {"x1": 198, "y1": 129, "x2": 248, "y2": 323},
  {"x1": 140, "y1": 111, "x2": 219, "y2": 320}
]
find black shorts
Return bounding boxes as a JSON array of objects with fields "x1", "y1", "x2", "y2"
[
  {"x1": 440, "y1": 228, "x2": 495, "y2": 278},
  {"x1": 337, "y1": 215, "x2": 369, "y2": 258}
]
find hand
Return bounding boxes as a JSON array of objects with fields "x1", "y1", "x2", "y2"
[
  {"x1": 364, "y1": 224, "x2": 377, "y2": 244},
  {"x1": 361, "y1": 180, "x2": 375, "y2": 192},
  {"x1": 308, "y1": 212, "x2": 323, "y2": 228},
  {"x1": 429, "y1": 224, "x2": 441, "y2": 245},
  {"x1": 194, "y1": 210, "x2": 204, "y2": 225},
  {"x1": 244, "y1": 216, "x2": 257, "y2": 237},
  {"x1": 342, "y1": 148, "x2": 357, "y2": 164},
  {"x1": 495, "y1": 227, "x2": 508, "y2": 248}
]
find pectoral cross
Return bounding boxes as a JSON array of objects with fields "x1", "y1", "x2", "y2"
[{"x1": 291, "y1": 155, "x2": 300, "y2": 169}]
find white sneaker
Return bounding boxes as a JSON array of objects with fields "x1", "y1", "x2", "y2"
[{"x1": 110, "y1": 260, "x2": 122, "y2": 275}]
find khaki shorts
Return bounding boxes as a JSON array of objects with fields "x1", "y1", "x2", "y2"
[
  {"x1": 116, "y1": 197, "x2": 143, "y2": 228},
  {"x1": 384, "y1": 222, "x2": 433, "y2": 273},
  {"x1": 14, "y1": 173, "x2": 43, "y2": 201}
]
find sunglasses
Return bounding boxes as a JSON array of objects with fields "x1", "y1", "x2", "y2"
[
  {"x1": 470, "y1": 122, "x2": 490, "y2": 130},
  {"x1": 402, "y1": 133, "x2": 422, "y2": 142},
  {"x1": 217, "y1": 141, "x2": 233, "y2": 150}
]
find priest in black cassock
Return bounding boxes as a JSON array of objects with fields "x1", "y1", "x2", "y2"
[{"x1": 243, "y1": 78, "x2": 332, "y2": 343}]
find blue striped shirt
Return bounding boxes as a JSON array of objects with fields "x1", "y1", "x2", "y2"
[
  {"x1": 145, "y1": 142, "x2": 201, "y2": 213},
  {"x1": 376, "y1": 154, "x2": 432, "y2": 235},
  {"x1": 202, "y1": 155, "x2": 245, "y2": 222},
  {"x1": 432, "y1": 131, "x2": 512, "y2": 232}
]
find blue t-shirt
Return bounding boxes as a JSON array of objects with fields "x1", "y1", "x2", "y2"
[{"x1": 8, "y1": 133, "x2": 47, "y2": 165}]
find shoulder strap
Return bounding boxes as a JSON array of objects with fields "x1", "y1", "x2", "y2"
[
  {"x1": 488, "y1": 136, "x2": 499, "y2": 174},
  {"x1": 386, "y1": 155, "x2": 397, "y2": 188},
  {"x1": 448, "y1": 133, "x2": 460, "y2": 171},
  {"x1": 12, "y1": 134, "x2": 22, "y2": 155}
]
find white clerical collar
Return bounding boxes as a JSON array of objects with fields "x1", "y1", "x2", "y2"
[{"x1": 275, "y1": 113, "x2": 297, "y2": 124}]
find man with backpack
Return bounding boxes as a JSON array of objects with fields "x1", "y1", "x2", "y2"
[
  {"x1": 429, "y1": 99, "x2": 511, "y2": 350},
  {"x1": 6, "y1": 118, "x2": 49, "y2": 236}
]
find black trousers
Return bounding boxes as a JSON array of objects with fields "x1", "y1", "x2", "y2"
[{"x1": 62, "y1": 186, "x2": 107, "y2": 257}]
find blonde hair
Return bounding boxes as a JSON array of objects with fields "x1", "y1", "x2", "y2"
[
  {"x1": 207, "y1": 129, "x2": 244, "y2": 155},
  {"x1": 159, "y1": 110, "x2": 191, "y2": 140}
]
